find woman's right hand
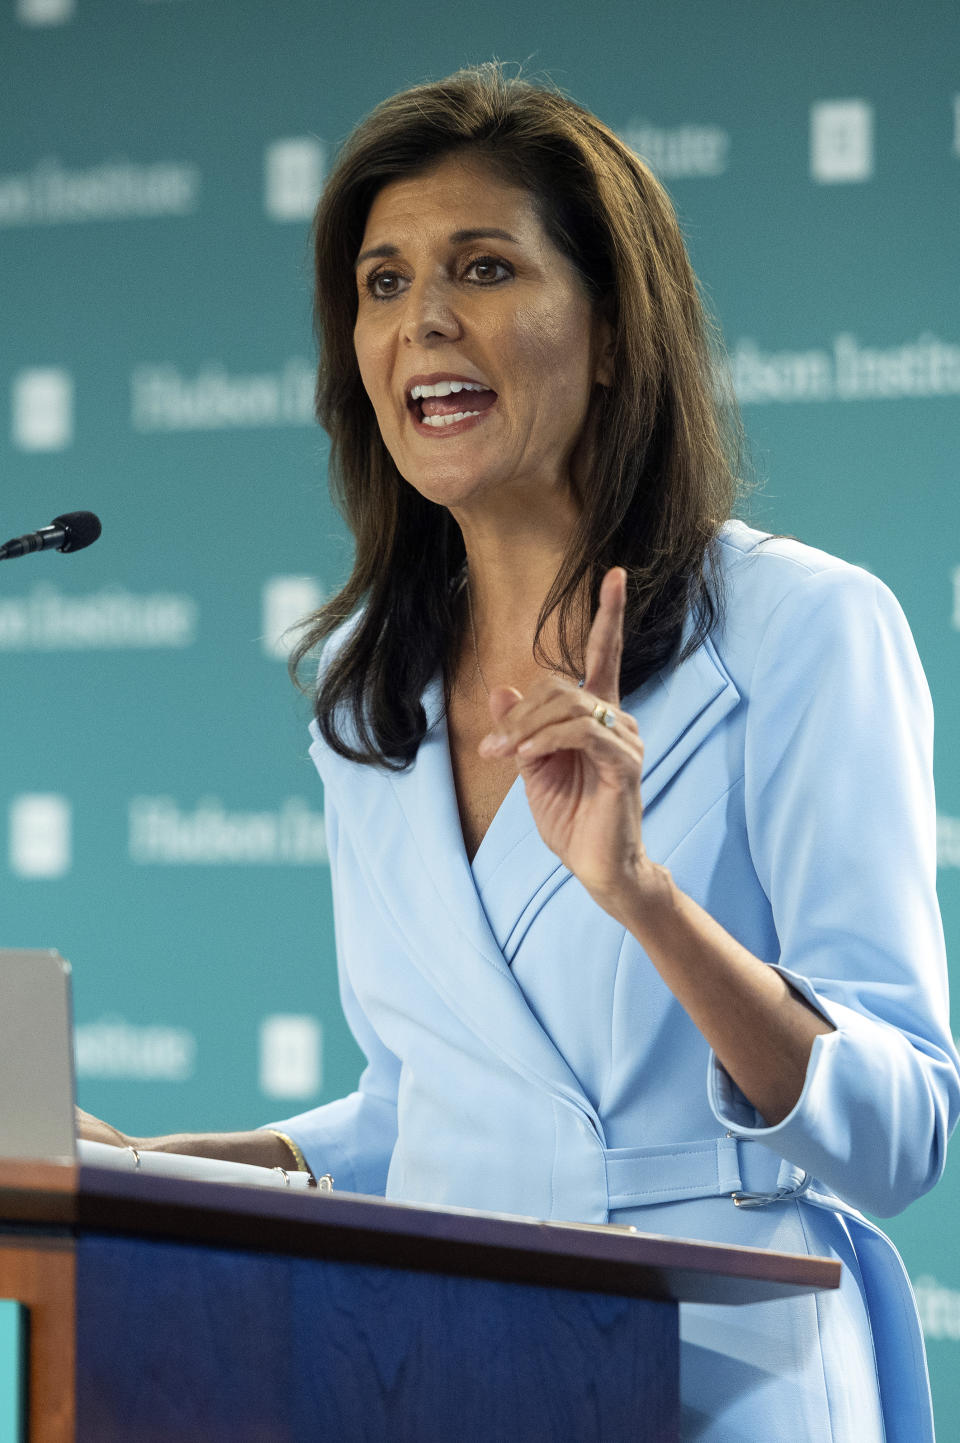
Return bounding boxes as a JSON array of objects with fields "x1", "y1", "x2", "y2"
[
  {"x1": 74, "y1": 1110, "x2": 307, "y2": 1172},
  {"x1": 75, "y1": 1106, "x2": 130, "y2": 1148}
]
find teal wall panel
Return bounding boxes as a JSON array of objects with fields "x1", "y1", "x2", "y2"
[
  {"x1": 0, "y1": 1300, "x2": 26, "y2": 1443},
  {"x1": 2, "y1": 0, "x2": 958, "y2": 1428}
]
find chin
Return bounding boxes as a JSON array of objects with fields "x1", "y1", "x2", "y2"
[{"x1": 396, "y1": 458, "x2": 500, "y2": 511}]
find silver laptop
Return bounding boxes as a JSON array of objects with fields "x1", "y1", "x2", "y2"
[{"x1": 0, "y1": 949, "x2": 76, "y2": 1163}]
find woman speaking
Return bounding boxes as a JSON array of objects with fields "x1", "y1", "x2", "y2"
[{"x1": 81, "y1": 65, "x2": 960, "y2": 1441}]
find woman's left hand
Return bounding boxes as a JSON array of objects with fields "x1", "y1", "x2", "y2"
[{"x1": 478, "y1": 567, "x2": 650, "y2": 914}]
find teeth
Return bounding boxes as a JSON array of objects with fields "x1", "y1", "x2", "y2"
[
  {"x1": 420, "y1": 410, "x2": 483, "y2": 427},
  {"x1": 410, "y1": 380, "x2": 487, "y2": 400}
]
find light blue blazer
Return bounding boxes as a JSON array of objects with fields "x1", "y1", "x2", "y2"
[{"x1": 274, "y1": 521, "x2": 960, "y2": 1442}]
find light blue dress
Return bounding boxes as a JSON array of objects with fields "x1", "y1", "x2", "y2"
[{"x1": 273, "y1": 521, "x2": 960, "y2": 1441}]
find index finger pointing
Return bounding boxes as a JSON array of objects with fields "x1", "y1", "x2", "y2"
[{"x1": 583, "y1": 566, "x2": 626, "y2": 703}]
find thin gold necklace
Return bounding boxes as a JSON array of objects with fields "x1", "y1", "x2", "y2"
[
  {"x1": 465, "y1": 570, "x2": 491, "y2": 696},
  {"x1": 464, "y1": 569, "x2": 584, "y2": 697}
]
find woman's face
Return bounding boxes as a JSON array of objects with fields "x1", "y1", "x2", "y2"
[{"x1": 352, "y1": 153, "x2": 611, "y2": 517}]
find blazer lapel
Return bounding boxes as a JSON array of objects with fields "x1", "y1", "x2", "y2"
[
  {"x1": 473, "y1": 632, "x2": 741, "y2": 960},
  {"x1": 637, "y1": 632, "x2": 741, "y2": 810},
  {"x1": 311, "y1": 684, "x2": 604, "y2": 1131}
]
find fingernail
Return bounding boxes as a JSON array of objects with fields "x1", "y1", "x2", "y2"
[{"x1": 479, "y1": 733, "x2": 508, "y2": 756}]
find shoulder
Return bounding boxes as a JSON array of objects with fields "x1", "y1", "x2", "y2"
[
  {"x1": 716, "y1": 517, "x2": 876, "y2": 599},
  {"x1": 713, "y1": 519, "x2": 903, "y2": 650},
  {"x1": 318, "y1": 611, "x2": 365, "y2": 671},
  {"x1": 709, "y1": 520, "x2": 927, "y2": 708},
  {"x1": 306, "y1": 612, "x2": 366, "y2": 752}
]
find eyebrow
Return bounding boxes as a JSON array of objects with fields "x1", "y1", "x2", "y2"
[{"x1": 354, "y1": 227, "x2": 521, "y2": 269}]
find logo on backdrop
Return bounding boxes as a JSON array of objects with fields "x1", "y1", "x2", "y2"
[
  {"x1": 913, "y1": 1276, "x2": 960, "y2": 1342},
  {"x1": 937, "y1": 817, "x2": 960, "y2": 870},
  {"x1": 0, "y1": 157, "x2": 200, "y2": 227},
  {"x1": 131, "y1": 359, "x2": 315, "y2": 431},
  {"x1": 8, "y1": 794, "x2": 71, "y2": 878},
  {"x1": 810, "y1": 100, "x2": 874, "y2": 183},
  {"x1": 0, "y1": 585, "x2": 197, "y2": 650},
  {"x1": 75, "y1": 1016, "x2": 197, "y2": 1082},
  {"x1": 264, "y1": 138, "x2": 326, "y2": 221},
  {"x1": 262, "y1": 576, "x2": 325, "y2": 660},
  {"x1": 11, "y1": 367, "x2": 73, "y2": 451},
  {"x1": 129, "y1": 796, "x2": 328, "y2": 865},
  {"x1": 618, "y1": 120, "x2": 729, "y2": 178},
  {"x1": 731, "y1": 333, "x2": 960, "y2": 403},
  {"x1": 259, "y1": 1015, "x2": 322, "y2": 1098},
  {"x1": 16, "y1": 0, "x2": 74, "y2": 24}
]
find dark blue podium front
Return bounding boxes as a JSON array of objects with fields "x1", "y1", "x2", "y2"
[{"x1": 0, "y1": 1159, "x2": 840, "y2": 1443}]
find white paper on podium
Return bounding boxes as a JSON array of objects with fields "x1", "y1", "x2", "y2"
[{"x1": 79, "y1": 1139, "x2": 316, "y2": 1189}]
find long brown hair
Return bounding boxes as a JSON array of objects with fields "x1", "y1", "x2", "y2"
[{"x1": 292, "y1": 63, "x2": 744, "y2": 768}]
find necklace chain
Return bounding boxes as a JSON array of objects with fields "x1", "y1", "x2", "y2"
[
  {"x1": 464, "y1": 568, "x2": 585, "y2": 698},
  {"x1": 465, "y1": 571, "x2": 491, "y2": 697}
]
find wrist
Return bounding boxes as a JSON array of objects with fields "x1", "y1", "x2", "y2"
[
  {"x1": 593, "y1": 853, "x2": 676, "y2": 933},
  {"x1": 266, "y1": 1129, "x2": 314, "y2": 1178}
]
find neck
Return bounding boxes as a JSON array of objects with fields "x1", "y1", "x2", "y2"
[{"x1": 454, "y1": 491, "x2": 585, "y2": 688}]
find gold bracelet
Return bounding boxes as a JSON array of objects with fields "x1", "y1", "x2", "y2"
[{"x1": 267, "y1": 1129, "x2": 312, "y2": 1177}]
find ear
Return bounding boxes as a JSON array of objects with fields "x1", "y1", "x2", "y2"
[{"x1": 593, "y1": 310, "x2": 615, "y2": 388}]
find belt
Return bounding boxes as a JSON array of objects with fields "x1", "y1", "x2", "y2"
[{"x1": 603, "y1": 1134, "x2": 812, "y2": 1211}]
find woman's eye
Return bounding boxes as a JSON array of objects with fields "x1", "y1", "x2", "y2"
[
  {"x1": 362, "y1": 256, "x2": 511, "y2": 299},
  {"x1": 365, "y1": 269, "x2": 406, "y2": 299},
  {"x1": 465, "y1": 256, "x2": 511, "y2": 284}
]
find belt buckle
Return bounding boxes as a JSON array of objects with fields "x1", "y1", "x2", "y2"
[{"x1": 727, "y1": 1133, "x2": 810, "y2": 1207}]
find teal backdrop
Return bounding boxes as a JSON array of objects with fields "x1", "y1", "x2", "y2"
[{"x1": 3, "y1": 0, "x2": 959, "y2": 1428}]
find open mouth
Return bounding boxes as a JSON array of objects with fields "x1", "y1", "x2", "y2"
[{"x1": 407, "y1": 379, "x2": 498, "y2": 429}]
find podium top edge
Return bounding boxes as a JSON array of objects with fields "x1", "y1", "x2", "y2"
[{"x1": 0, "y1": 1157, "x2": 841, "y2": 1306}]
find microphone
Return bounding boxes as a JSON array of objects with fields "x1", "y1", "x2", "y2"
[{"x1": 0, "y1": 511, "x2": 102, "y2": 562}]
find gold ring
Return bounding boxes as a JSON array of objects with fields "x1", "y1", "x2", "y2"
[{"x1": 592, "y1": 702, "x2": 616, "y2": 728}]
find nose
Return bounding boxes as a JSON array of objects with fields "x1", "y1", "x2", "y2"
[{"x1": 401, "y1": 275, "x2": 462, "y2": 346}]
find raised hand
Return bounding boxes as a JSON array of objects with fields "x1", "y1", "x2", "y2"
[{"x1": 478, "y1": 567, "x2": 648, "y2": 915}]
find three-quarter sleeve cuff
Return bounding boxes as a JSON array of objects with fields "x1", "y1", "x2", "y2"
[
  {"x1": 707, "y1": 962, "x2": 843, "y2": 1135},
  {"x1": 706, "y1": 962, "x2": 952, "y2": 1216}
]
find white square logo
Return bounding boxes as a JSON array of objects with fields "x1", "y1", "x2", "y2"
[
  {"x1": 810, "y1": 100, "x2": 874, "y2": 183},
  {"x1": 9, "y1": 794, "x2": 72, "y2": 878},
  {"x1": 264, "y1": 138, "x2": 325, "y2": 221},
  {"x1": 12, "y1": 368, "x2": 74, "y2": 451},
  {"x1": 16, "y1": 0, "x2": 74, "y2": 23},
  {"x1": 259, "y1": 1014, "x2": 322, "y2": 1098},
  {"x1": 262, "y1": 575, "x2": 324, "y2": 659}
]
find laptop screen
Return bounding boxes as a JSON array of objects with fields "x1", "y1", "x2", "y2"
[{"x1": 0, "y1": 949, "x2": 76, "y2": 1164}]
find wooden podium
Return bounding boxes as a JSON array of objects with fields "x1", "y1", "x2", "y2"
[{"x1": 0, "y1": 1158, "x2": 839, "y2": 1442}]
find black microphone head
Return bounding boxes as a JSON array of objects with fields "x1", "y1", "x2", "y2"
[{"x1": 52, "y1": 511, "x2": 102, "y2": 553}]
